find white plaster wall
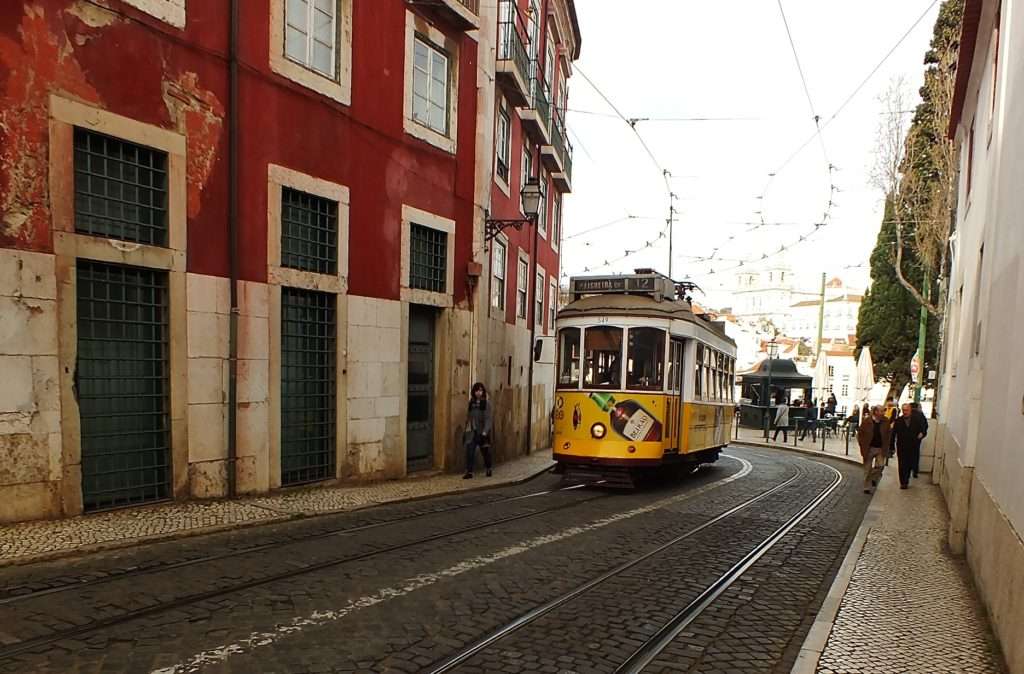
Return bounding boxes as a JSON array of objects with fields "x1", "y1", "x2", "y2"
[
  {"x1": 122, "y1": 0, "x2": 185, "y2": 28},
  {"x1": 970, "y1": 0, "x2": 1024, "y2": 535},
  {"x1": 942, "y1": 0, "x2": 1024, "y2": 532},
  {"x1": 346, "y1": 295, "x2": 403, "y2": 478},
  {"x1": 0, "y1": 249, "x2": 61, "y2": 522}
]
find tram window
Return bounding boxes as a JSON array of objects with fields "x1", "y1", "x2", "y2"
[
  {"x1": 583, "y1": 326, "x2": 623, "y2": 389},
  {"x1": 626, "y1": 327, "x2": 665, "y2": 391},
  {"x1": 668, "y1": 340, "x2": 684, "y2": 393},
  {"x1": 557, "y1": 327, "x2": 581, "y2": 388},
  {"x1": 694, "y1": 344, "x2": 704, "y2": 398}
]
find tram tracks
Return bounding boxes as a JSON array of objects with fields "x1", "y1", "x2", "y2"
[
  {"x1": 0, "y1": 475, "x2": 591, "y2": 606},
  {"x1": 0, "y1": 482, "x2": 617, "y2": 661},
  {"x1": 426, "y1": 460, "x2": 843, "y2": 674}
]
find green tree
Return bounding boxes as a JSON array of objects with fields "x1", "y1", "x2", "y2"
[{"x1": 857, "y1": 198, "x2": 939, "y2": 398}]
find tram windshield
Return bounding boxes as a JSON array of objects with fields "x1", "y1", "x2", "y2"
[
  {"x1": 557, "y1": 327, "x2": 581, "y2": 388},
  {"x1": 626, "y1": 327, "x2": 665, "y2": 391},
  {"x1": 583, "y1": 326, "x2": 622, "y2": 389}
]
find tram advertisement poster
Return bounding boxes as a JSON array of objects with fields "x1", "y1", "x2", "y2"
[{"x1": 554, "y1": 392, "x2": 664, "y2": 443}]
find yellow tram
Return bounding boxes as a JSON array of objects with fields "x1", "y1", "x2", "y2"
[{"x1": 552, "y1": 271, "x2": 737, "y2": 485}]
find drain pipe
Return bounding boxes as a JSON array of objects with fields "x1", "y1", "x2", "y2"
[
  {"x1": 525, "y1": 200, "x2": 540, "y2": 456},
  {"x1": 226, "y1": 0, "x2": 240, "y2": 499}
]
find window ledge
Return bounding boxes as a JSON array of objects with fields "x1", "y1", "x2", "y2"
[{"x1": 405, "y1": 118, "x2": 457, "y2": 154}]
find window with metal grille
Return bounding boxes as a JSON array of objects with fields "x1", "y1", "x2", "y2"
[
  {"x1": 285, "y1": 0, "x2": 338, "y2": 78},
  {"x1": 74, "y1": 128, "x2": 168, "y2": 247},
  {"x1": 409, "y1": 223, "x2": 447, "y2": 293},
  {"x1": 281, "y1": 287, "x2": 336, "y2": 486},
  {"x1": 281, "y1": 187, "x2": 339, "y2": 275},
  {"x1": 76, "y1": 260, "x2": 170, "y2": 511}
]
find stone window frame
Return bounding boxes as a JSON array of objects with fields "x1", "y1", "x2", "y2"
[
  {"x1": 122, "y1": 0, "x2": 186, "y2": 28},
  {"x1": 266, "y1": 164, "x2": 350, "y2": 489},
  {"x1": 534, "y1": 263, "x2": 546, "y2": 329},
  {"x1": 400, "y1": 205, "x2": 455, "y2": 308},
  {"x1": 516, "y1": 249, "x2": 529, "y2": 325},
  {"x1": 491, "y1": 233, "x2": 508, "y2": 314},
  {"x1": 270, "y1": 0, "x2": 354, "y2": 106},
  {"x1": 494, "y1": 97, "x2": 512, "y2": 197},
  {"x1": 403, "y1": 10, "x2": 460, "y2": 154},
  {"x1": 548, "y1": 276, "x2": 557, "y2": 336},
  {"x1": 48, "y1": 94, "x2": 189, "y2": 516}
]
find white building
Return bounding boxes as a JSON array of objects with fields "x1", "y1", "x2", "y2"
[
  {"x1": 935, "y1": 2, "x2": 1024, "y2": 670},
  {"x1": 730, "y1": 263, "x2": 818, "y2": 331},
  {"x1": 786, "y1": 292, "x2": 862, "y2": 344}
]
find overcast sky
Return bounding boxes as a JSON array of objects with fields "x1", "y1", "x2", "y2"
[{"x1": 560, "y1": 0, "x2": 941, "y2": 308}]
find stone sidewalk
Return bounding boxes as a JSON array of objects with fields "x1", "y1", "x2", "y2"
[
  {"x1": 0, "y1": 452, "x2": 555, "y2": 568},
  {"x1": 791, "y1": 456, "x2": 1006, "y2": 673}
]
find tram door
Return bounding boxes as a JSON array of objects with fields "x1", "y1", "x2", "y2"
[
  {"x1": 407, "y1": 306, "x2": 436, "y2": 472},
  {"x1": 667, "y1": 339, "x2": 685, "y2": 452}
]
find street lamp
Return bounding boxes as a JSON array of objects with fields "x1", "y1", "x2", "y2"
[{"x1": 485, "y1": 178, "x2": 543, "y2": 242}]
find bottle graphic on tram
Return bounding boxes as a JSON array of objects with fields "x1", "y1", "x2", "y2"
[{"x1": 588, "y1": 392, "x2": 663, "y2": 442}]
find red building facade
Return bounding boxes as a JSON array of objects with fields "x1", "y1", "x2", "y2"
[{"x1": 0, "y1": 0, "x2": 579, "y2": 522}]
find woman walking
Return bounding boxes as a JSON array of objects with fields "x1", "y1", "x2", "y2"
[{"x1": 463, "y1": 382, "x2": 494, "y2": 479}]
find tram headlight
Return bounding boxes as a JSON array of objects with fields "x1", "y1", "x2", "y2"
[{"x1": 590, "y1": 423, "x2": 607, "y2": 439}]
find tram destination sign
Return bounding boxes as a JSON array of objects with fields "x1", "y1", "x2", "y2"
[{"x1": 571, "y1": 275, "x2": 671, "y2": 298}]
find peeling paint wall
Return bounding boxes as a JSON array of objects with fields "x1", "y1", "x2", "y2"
[{"x1": 0, "y1": 0, "x2": 492, "y2": 523}]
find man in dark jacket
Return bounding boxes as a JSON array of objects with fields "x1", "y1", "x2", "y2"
[
  {"x1": 893, "y1": 403, "x2": 928, "y2": 488},
  {"x1": 857, "y1": 405, "x2": 891, "y2": 494}
]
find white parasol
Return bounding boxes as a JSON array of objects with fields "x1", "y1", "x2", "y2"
[
  {"x1": 814, "y1": 353, "x2": 830, "y2": 404},
  {"x1": 855, "y1": 346, "x2": 876, "y2": 407}
]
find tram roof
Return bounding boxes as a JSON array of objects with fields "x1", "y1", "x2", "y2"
[{"x1": 558, "y1": 294, "x2": 735, "y2": 345}]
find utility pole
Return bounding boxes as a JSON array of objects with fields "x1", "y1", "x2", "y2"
[
  {"x1": 914, "y1": 271, "x2": 929, "y2": 403},
  {"x1": 666, "y1": 175, "x2": 676, "y2": 279},
  {"x1": 815, "y1": 272, "x2": 826, "y2": 357}
]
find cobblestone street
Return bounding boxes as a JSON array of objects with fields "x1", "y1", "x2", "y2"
[{"x1": 0, "y1": 447, "x2": 876, "y2": 673}]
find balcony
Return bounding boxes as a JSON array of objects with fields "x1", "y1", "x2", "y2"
[
  {"x1": 546, "y1": 115, "x2": 573, "y2": 193},
  {"x1": 496, "y1": 1, "x2": 530, "y2": 106},
  {"x1": 518, "y1": 76, "x2": 551, "y2": 145},
  {"x1": 406, "y1": 0, "x2": 480, "y2": 31}
]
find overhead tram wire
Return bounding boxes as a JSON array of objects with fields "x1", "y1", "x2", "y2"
[
  {"x1": 572, "y1": 67, "x2": 677, "y2": 275},
  {"x1": 676, "y1": 0, "x2": 939, "y2": 275}
]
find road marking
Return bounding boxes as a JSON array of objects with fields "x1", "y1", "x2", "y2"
[{"x1": 152, "y1": 456, "x2": 753, "y2": 674}]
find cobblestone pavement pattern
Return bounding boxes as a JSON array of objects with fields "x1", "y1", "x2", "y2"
[
  {"x1": 816, "y1": 470, "x2": 1005, "y2": 674},
  {"x1": 0, "y1": 447, "x2": 978, "y2": 674},
  {"x1": 0, "y1": 453, "x2": 555, "y2": 565}
]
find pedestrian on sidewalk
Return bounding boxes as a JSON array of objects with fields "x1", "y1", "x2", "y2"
[
  {"x1": 826, "y1": 393, "x2": 838, "y2": 416},
  {"x1": 894, "y1": 402, "x2": 929, "y2": 485},
  {"x1": 463, "y1": 382, "x2": 494, "y2": 479},
  {"x1": 883, "y1": 396, "x2": 898, "y2": 458},
  {"x1": 799, "y1": 398, "x2": 817, "y2": 441},
  {"x1": 857, "y1": 405, "x2": 891, "y2": 494},
  {"x1": 772, "y1": 396, "x2": 790, "y2": 442}
]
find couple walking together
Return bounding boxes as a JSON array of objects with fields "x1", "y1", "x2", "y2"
[{"x1": 857, "y1": 402, "x2": 928, "y2": 493}]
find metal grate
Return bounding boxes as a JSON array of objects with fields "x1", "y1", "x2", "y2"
[
  {"x1": 281, "y1": 287, "x2": 336, "y2": 486},
  {"x1": 74, "y1": 128, "x2": 168, "y2": 247},
  {"x1": 77, "y1": 261, "x2": 170, "y2": 511},
  {"x1": 281, "y1": 187, "x2": 339, "y2": 275},
  {"x1": 409, "y1": 224, "x2": 447, "y2": 293}
]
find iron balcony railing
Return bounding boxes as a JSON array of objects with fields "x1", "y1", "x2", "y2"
[
  {"x1": 455, "y1": 0, "x2": 479, "y2": 13},
  {"x1": 531, "y1": 76, "x2": 551, "y2": 133},
  {"x1": 552, "y1": 111, "x2": 572, "y2": 179},
  {"x1": 497, "y1": 0, "x2": 530, "y2": 87}
]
